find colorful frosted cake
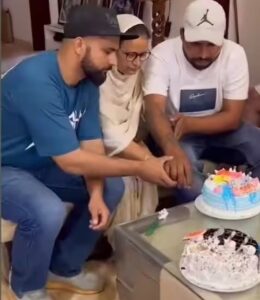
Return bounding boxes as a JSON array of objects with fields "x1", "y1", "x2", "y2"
[
  {"x1": 201, "y1": 168, "x2": 260, "y2": 217},
  {"x1": 180, "y1": 228, "x2": 260, "y2": 291}
]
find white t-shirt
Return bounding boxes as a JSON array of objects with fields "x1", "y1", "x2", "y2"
[{"x1": 143, "y1": 37, "x2": 249, "y2": 117}]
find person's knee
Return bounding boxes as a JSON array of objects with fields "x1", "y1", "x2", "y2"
[
  {"x1": 104, "y1": 177, "x2": 125, "y2": 212},
  {"x1": 2, "y1": 167, "x2": 68, "y2": 239},
  {"x1": 238, "y1": 124, "x2": 260, "y2": 163},
  {"x1": 39, "y1": 200, "x2": 68, "y2": 235},
  {"x1": 21, "y1": 198, "x2": 67, "y2": 239}
]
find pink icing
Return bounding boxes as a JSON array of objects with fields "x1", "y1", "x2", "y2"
[{"x1": 212, "y1": 169, "x2": 260, "y2": 196}]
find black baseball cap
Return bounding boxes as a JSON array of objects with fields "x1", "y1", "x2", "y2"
[{"x1": 64, "y1": 5, "x2": 137, "y2": 40}]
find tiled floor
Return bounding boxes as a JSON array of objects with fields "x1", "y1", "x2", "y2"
[{"x1": 1, "y1": 41, "x2": 119, "y2": 300}]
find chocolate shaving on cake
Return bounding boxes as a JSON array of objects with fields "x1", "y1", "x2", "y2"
[{"x1": 203, "y1": 228, "x2": 258, "y2": 252}]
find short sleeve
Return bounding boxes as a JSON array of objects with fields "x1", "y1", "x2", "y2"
[
  {"x1": 143, "y1": 48, "x2": 170, "y2": 97},
  {"x1": 17, "y1": 83, "x2": 79, "y2": 157},
  {"x1": 77, "y1": 86, "x2": 102, "y2": 141},
  {"x1": 223, "y1": 46, "x2": 249, "y2": 100}
]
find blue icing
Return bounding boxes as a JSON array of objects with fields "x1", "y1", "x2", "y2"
[
  {"x1": 249, "y1": 192, "x2": 257, "y2": 204},
  {"x1": 222, "y1": 184, "x2": 236, "y2": 211}
]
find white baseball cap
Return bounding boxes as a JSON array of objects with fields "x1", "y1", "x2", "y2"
[{"x1": 183, "y1": 0, "x2": 226, "y2": 46}]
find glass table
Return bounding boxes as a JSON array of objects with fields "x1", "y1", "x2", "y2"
[{"x1": 115, "y1": 203, "x2": 260, "y2": 300}]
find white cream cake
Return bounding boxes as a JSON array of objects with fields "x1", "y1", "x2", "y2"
[{"x1": 180, "y1": 228, "x2": 260, "y2": 292}]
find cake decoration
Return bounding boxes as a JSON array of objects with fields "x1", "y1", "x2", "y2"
[{"x1": 145, "y1": 208, "x2": 169, "y2": 236}]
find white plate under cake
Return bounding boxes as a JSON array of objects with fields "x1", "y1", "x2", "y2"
[{"x1": 180, "y1": 228, "x2": 260, "y2": 292}]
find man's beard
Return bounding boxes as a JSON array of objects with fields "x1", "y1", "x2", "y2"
[
  {"x1": 82, "y1": 70, "x2": 106, "y2": 86},
  {"x1": 189, "y1": 59, "x2": 214, "y2": 70},
  {"x1": 183, "y1": 48, "x2": 218, "y2": 70},
  {"x1": 81, "y1": 51, "x2": 110, "y2": 86}
]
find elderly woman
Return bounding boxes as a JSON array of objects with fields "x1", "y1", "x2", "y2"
[{"x1": 100, "y1": 14, "x2": 158, "y2": 243}]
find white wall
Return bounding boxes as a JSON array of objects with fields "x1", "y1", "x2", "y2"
[
  {"x1": 227, "y1": 0, "x2": 237, "y2": 42},
  {"x1": 234, "y1": 0, "x2": 260, "y2": 86},
  {"x1": 169, "y1": 0, "x2": 193, "y2": 38},
  {"x1": 49, "y1": 0, "x2": 59, "y2": 24},
  {"x1": 3, "y1": 0, "x2": 33, "y2": 44}
]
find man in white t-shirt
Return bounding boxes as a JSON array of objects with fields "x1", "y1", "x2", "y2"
[{"x1": 144, "y1": 0, "x2": 260, "y2": 203}]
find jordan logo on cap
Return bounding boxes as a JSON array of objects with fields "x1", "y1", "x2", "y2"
[{"x1": 197, "y1": 9, "x2": 214, "y2": 26}]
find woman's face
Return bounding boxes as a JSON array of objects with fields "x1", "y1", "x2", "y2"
[{"x1": 117, "y1": 36, "x2": 150, "y2": 75}]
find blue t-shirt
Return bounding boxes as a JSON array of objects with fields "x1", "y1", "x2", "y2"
[{"x1": 2, "y1": 51, "x2": 102, "y2": 170}]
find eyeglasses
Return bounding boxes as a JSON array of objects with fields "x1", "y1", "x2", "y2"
[{"x1": 120, "y1": 50, "x2": 151, "y2": 62}]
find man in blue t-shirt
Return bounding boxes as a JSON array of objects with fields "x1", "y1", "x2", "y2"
[{"x1": 1, "y1": 5, "x2": 176, "y2": 300}]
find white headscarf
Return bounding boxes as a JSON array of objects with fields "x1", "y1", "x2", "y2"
[
  {"x1": 117, "y1": 14, "x2": 145, "y2": 33},
  {"x1": 100, "y1": 14, "x2": 147, "y2": 156}
]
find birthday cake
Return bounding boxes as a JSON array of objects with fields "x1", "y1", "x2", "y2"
[
  {"x1": 199, "y1": 168, "x2": 260, "y2": 218},
  {"x1": 180, "y1": 228, "x2": 260, "y2": 292}
]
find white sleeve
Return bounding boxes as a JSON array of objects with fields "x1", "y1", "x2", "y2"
[
  {"x1": 143, "y1": 49, "x2": 170, "y2": 97},
  {"x1": 223, "y1": 46, "x2": 249, "y2": 100}
]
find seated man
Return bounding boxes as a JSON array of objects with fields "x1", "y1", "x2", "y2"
[
  {"x1": 1, "y1": 6, "x2": 175, "y2": 300},
  {"x1": 244, "y1": 85, "x2": 260, "y2": 127},
  {"x1": 143, "y1": 0, "x2": 260, "y2": 203}
]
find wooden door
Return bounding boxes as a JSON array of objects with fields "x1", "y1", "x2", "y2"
[{"x1": 29, "y1": 0, "x2": 51, "y2": 50}]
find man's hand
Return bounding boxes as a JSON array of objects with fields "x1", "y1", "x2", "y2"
[
  {"x1": 170, "y1": 114, "x2": 191, "y2": 140},
  {"x1": 137, "y1": 156, "x2": 177, "y2": 187},
  {"x1": 88, "y1": 195, "x2": 110, "y2": 231},
  {"x1": 164, "y1": 145, "x2": 192, "y2": 189},
  {"x1": 166, "y1": 114, "x2": 193, "y2": 188}
]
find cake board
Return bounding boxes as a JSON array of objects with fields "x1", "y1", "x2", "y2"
[{"x1": 195, "y1": 195, "x2": 260, "y2": 220}]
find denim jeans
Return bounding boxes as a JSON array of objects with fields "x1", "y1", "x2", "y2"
[
  {"x1": 178, "y1": 123, "x2": 260, "y2": 202},
  {"x1": 2, "y1": 165, "x2": 124, "y2": 297}
]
